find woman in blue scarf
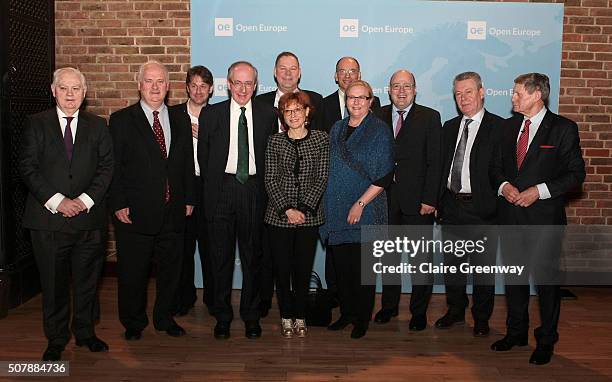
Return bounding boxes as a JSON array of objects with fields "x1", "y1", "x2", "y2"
[{"x1": 320, "y1": 80, "x2": 394, "y2": 339}]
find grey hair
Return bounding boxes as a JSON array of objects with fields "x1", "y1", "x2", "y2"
[
  {"x1": 227, "y1": 61, "x2": 258, "y2": 83},
  {"x1": 137, "y1": 60, "x2": 169, "y2": 83},
  {"x1": 52, "y1": 67, "x2": 87, "y2": 89},
  {"x1": 453, "y1": 71, "x2": 483, "y2": 89}
]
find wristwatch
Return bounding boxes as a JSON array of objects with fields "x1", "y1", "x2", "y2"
[{"x1": 358, "y1": 200, "x2": 365, "y2": 207}]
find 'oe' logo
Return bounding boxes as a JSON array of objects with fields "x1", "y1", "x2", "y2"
[
  {"x1": 214, "y1": 18, "x2": 233, "y2": 37},
  {"x1": 467, "y1": 21, "x2": 487, "y2": 40},
  {"x1": 339, "y1": 19, "x2": 359, "y2": 38}
]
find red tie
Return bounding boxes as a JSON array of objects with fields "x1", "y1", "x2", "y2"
[
  {"x1": 395, "y1": 110, "x2": 405, "y2": 137},
  {"x1": 152, "y1": 111, "x2": 170, "y2": 202},
  {"x1": 516, "y1": 119, "x2": 531, "y2": 170}
]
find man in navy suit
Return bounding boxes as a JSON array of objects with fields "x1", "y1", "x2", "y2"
[
  {"x1": 490, "y1": 73, "x2": 585, "y2": 365},
  {"x1": 109, "y1": 61, "x2": 195, "y2": 341},
  {"x1": 19, "y1": 67, "x2": 113, "y2": 361},
  {"x1": 198, "y1": 61, "x2": 276, "y2": 339}
]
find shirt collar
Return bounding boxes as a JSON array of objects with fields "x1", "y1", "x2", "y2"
[
  {"x1": 56, "y1": 107, "x2": 80, "y2": 120},
  {"x1": 140, "y1": 100, "x2": 167, "y2": 115},
  {"x1": 392, "y1": 103, "x2": 413, "y2": 115},
  {"x1": 231, "y1": 98, "x2": 252, "y2": 112},
  {"x1": 525, "y1": 106, "x2": 547, "y2": 125},
  {"x1": 464, "y1": 108, "x2": 485, "y2": 124}
]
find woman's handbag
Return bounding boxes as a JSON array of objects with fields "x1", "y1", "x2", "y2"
[{"x1": 305, "y1": 271, "x2": 333, "y2": 326}]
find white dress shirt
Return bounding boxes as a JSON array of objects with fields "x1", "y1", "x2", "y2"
[
  {"x1": 498, "y1": 106, "x2": 551, "y2": 199},
  {"x1": 44, "y1": 108, "x2": 95, "y2": 214},
  {"x1": 187, "y1": 100, "x2": 201, "y2": 176},
  {"x1": 446, "y1": 108, "x2": 484, "y2": 193},
  {"x1": 225, "y1": 99, "x2": 257, "y2": 175},
  {"x1": 391, "y1": 103, "x2": 413, "y2": 136},
  {"x1": 338, "y1": 89, "x2": 347, "y2": 118}
]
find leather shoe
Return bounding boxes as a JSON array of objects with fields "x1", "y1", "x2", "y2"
[
  {"x1": 214, "y1": 321, "x2": 231, "y2": 339},
  {"x1": 529, "y1": 344, "x2": 554, "y2": 365},
  {"x1": 473, "y1": 321, "x2": 490, "y2": 337},
  {"x1": 435, "y1": 312, "x2": 465, "y2": 329},
  {"x1": 327, "y1": 316, "x2": 352, "y2": 331},
  {"x1": 165, "y1": 322, "x2": 186, "y2": 337},
  {"x1": 124, "y1": 329, "x2": 142, "y2": 341},
  {"x1": 490, "y1": 335, "x2": 528, "y2": 351},
  {"x1": 245, "y1": 320, "x2": 262, "y2": 339},
  {"x1": 350, "y1": 324, "x2": 368, "y2": 339},
  {"x1": 42, "y1": 344, "x2": 63, "y2": 361},
  {"x1": 409, "y1": 314, "x2": 427, "y2": 331},
  {"x1": 374, "y1": 307, "x2": 398, "y2": 324},
  {"x1": 75, "y1": 336, "x2": 109, "y2": 352}
]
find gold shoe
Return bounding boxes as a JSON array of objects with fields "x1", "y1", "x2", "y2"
[
  {"x1": 294, "y1": 319, "x2": 307, "y2": 338},
  {"x1": 281, "y1": 318, "x2": 293, "y2": 338}
]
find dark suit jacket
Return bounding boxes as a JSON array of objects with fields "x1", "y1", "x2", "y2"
[
  {"x1": 321, "y1": 90, "x2": 381, "y2": 133},
  {"x1": 256, "y1": 89, "x2": 324, "y2": 132},
  {"x1": 197, "y1": 98, "x2": 277, "y2": 220},
  {"x1": 439, "y1": 110, "x2": 503, "y2": 221},
  {"x1": 19, "y1": 108, "x2": 114, "y2": 231},
  {"x1": 492, "y1": 110, "x2": 585, "y2": 225},
  {"x1": 108, "y1": 102, "x2": 195, "y2": 234},
  {"x1": 374, "y1": 103, "x2": 442, "y2": 214}
]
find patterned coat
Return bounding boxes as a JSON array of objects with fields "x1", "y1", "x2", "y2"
[{"x1": 264, "y1": 129, "x2": 330, "y2": 227}]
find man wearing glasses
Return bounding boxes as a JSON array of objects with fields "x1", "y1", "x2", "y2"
[
  {"x1": 373, "y1": 69, "x2": 442, "y2": 331},
  {"x1": 321, "y1": 56, "x2": 381, "y2": 133},
  {"x1": 198, "y1": 61, "x2": 277, "y2": 339}
]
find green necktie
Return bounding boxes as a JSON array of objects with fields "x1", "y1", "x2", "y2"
[{"x1": 236, "y1": 106, "x2": 249, "y2": 184}]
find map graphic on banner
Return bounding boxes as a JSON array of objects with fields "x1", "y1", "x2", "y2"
[{"x1": 190, "y1": 0, "x2": 564, "y2": 289}]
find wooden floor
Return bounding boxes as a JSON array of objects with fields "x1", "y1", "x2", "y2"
[{"x1": 1, "y1": 279, "x2": 612, "y2": 381}]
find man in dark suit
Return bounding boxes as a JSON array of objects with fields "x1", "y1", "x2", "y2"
[
  {"x1": 198, "y1": 61, "x2": 276, "y2": 339},
  {"x1": 321, "y1": 56, "x2": 381, "y2": 133},
  {"x1": 434, "y1": 72, "x2": 503, "y2": 337},
  {"x1": 373, "y1": 69, "x2": 442, "y2": 330},
  {"x1": 19, "y1": 67, "x2": 113, "y2": 361},
  {"x1": 490, "y1": 73, "x2": 585, "y2": 365},
  {"x1": 170, "y1": 65, "x2": 215, "y2": 317},
  {"x1": 255, "y1": 52, "x2": 323, "y2": 317},
  {"x1": 109, "y1": 60, "x2": 195, "y2": 341}
]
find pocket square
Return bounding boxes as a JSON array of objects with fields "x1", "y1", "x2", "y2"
[{"x1": 540, "y1": 145, "x2": 555, "y2": 149}]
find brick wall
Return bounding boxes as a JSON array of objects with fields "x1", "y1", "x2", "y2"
[{"x1": 54, "y1": 0, "x2": 611, "y2": 226}]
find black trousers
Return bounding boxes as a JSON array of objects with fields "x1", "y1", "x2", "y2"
[
  {"x1": 384, "y1": 184, "x2": 434, "y2": 316},
  {"x1": 175, "y1": 176, "x2": 215, "y2": 311},
  {"x1": 260, "y1": 224, "x2": 274, "y2": 307},
  {"x1": 116, "y1": 206, "x2": 183, "y2": 332},
  {"x1": 501, "y1": 226, "x2": 563, "y2": 346},
  {"x1": 207, "y1": 175, "x2": 262, "y2": 322},
  {"x1": 267, "y1": 225, "x2": 318, "y2": 319},
  {"x1": 329, "y1": 243, "x2": 376, "y2": 325},
  {"x1": 31, "y1": 226, "x2": 105, "y2": 346},
  {"x1": 439, "y1": 192, "x2": 495, "y2": 322}
]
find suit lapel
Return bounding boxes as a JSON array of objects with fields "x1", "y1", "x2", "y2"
[
  {"x1": 331, "y1": 91, "x2": 341, "y2": 120},
  {"x1": 221, "y1": 101, "x2": 231, "y2": 165},
  {"x1": 521, "y1": 110, "x2": 552, "y2": 171},
  {"x1": 132, "y1": 104, "x2": 166, "y2": 161},
  {"x1": 167, "y1": 107, "x2": 179, "y2": 160},
  {"x1": 252, "y1": 100, "x2": 266, "y2": 167},
  {"x1": 444, "y1": 117, "x2": 461, "y2": 179},
  {"x1": 396, "y1": 103, "x2": 416, "y2": 140},
  {"x1": 47, "y1": 110, "x2": 71, "y2": 166},
  {"x1": 508, "y1": 116, "x2": 521, "y2": 172}
]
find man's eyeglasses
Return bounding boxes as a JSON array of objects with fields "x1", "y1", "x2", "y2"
[
  {"x1": 337, "y1": 69, "x2": 359, "y2": 76},
  {"x1": 231, "y1": 80, "x2": 255, "y2": 89},
  {"x1": 391, "y1": 84, "x2": 415, "y2": 91}
]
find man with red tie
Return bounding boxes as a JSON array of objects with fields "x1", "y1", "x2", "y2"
[
  {"x1": 109, "y1": 61, "x2": 195, "y2": 341},
  {"x1": 19, "y1": 67, "x2": 113, "y2": 361},
  {"x1": 491, "y1": 73, "x2": 585, "y2": 365}
]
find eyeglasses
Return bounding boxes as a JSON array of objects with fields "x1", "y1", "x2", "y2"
[
  {"x1": 391, "y1": 84, "x2": 415, "y2": 91},
  {"x1": 231, "y1": 80, "x2": 255, "y2": 89},
  {"x1": 347, "y1": 95, "x2": 372, "y2": 102},
  {"x1": 337, "y1": 69, "x2": 359, "y2": 76},
  {"x1": 283, "y1": 107, "x2": 305, "y2": 116}
]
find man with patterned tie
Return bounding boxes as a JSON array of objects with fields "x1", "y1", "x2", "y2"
[
  {"x1": 373, "y1": 69, "x2": 442, "y2": 330},
  {"x1": 198, "y1": 61, "x2": 276, "y2": 339},
  {"x1": 491, "y1": 73, "x2": 585, "y2": 365},
  {"x1": 434, "y1": 72, "x2": 503, "y2": 337},
  {"x1": 19, "y1": 67, "x2": 113, "y2": 361},
  {"x1": 109, "y1": 60, "x2": 195, "y2": 341}
]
